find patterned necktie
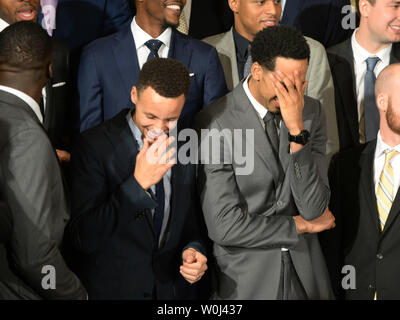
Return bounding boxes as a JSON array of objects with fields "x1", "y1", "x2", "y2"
[
  {"x1": 263, "y1": 112, "x2": 281, "y2": 155},
  {"x1": 145, "y1": 39, "x2": 163, "y2": 61},
  {"x1": 364, "y1": 57, "x2": 380, "y2": 142},
  {"x1": 177, "y1": 10, "x2": 189, "y2": 35},
  {"x1": 376, "y1": 149, "x2": 399, "y2": 230},
  {"x1": 154, "y1": 179, "x2": 165, "y2": 243},
  {"x1": 41, "y1": 0, "x2": 58, "y2": 36},
  {"x1": 243, "y1": 45, "x2": 253, "y2": 79}
]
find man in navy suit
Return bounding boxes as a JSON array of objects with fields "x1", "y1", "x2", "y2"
[
  {"x1": 77, "y1": 0, "x2": 227, "y2": 132},
  {"x1": 68, "y1": 58, "x2": 208, "y2": 299}
]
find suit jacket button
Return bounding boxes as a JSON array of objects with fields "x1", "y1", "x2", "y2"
[
  {"x1": 377, "y1": 253, "x2": 383, "y2": 260},
  {"x1": 368, "y1": 285, "x2": 375, "y2": 290},
  {"x1": 277, "y1": 201, "x2": 283, "y2": 207}
]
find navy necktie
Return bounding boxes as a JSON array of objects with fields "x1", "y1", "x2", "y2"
[
  {"x1": 145, "y1": 39, "x2": 163, "y2": 61},
  {"x1": 364, "y1": 56, "x2": 380, "y2": 142},
  {"x1": 153, "y1": 179, "x2": 165, "y2": 243}
]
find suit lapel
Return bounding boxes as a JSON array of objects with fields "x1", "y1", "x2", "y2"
[
  {"x1": 43, "y1": 82, "x2": 53, "y2": 130},
  {"x1": 216, "y1": 28, "x2": 239, "y2": 91},
  {"x1": 359, "y1": 141, "x2": 381, "y2": 235},
  {"x1": 112, "y1": 27, "x2": 140, "y2": 99},
  {"x1": 331, "y1": 39, "x2": 359, "y2": 145},
  {"x1": 232, "y1": 84, "x2": 282, "y2": 187},
  {"x1": 169, "y1": 30, "x2": 192, "y2": 69}
]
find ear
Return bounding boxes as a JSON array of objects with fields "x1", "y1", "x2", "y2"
[
  {"x1": 228, "y1": 0, "x2": 239, "y2": 14},
  {"x1": 131, "y1": 86, "x2": 138, "y2": 105},
  {"x1": 48, "y1": 62, "x2": 53, "y2": 79},
  {"x1": 376, "y1": 92, "x2": 388, "y2": 113},
  {"x1": 359, "y1": 0, "x2": 372, "y2": 18},
  {"x1": 251, "y1": 62, "x2": 264, "y2": 81}
]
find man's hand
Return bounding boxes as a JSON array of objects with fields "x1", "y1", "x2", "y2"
[
  {"x1": 56, "y1": 149, "x2": 71, "y2": 163},
  {"x1": 134, "y1": 135, "x2": 176, "y2": 190},
  {"x1": 180, "y1": 248, "x2": 208, "y2": 284},
  {"x1": 294, "y1": 207, "x2": 336, "y2": 234},
  {"x1": 270, "y1": 70, "x2": 307, "y2": 135}
]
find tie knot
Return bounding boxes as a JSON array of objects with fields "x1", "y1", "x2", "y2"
[
  {"x1": 145, "y1": 39, "x2": 163, "y2": 54},
  {"x1": 366, "y1": 57, "x2": 380, "y2": 71},
  {"x1": 385, "y1": 149, "x2": 399, "y2": 162},
  {"x1": 263, "y1": 112, "x2": 281, "y2": 123}
]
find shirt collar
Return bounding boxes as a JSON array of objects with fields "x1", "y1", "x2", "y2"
[
  {"x1": 352, "y1": 28, "x2": 392, "y2": 66},
  {"x1": 131, "y1": 16, "x2": 172, "y2": 50},
  {"x1": 375, "y1": 131, "x2": 400, "y2": 159},
  {"x1": 243, "y1": 76, "x2": 268, "y2": 120},
  {"x1": 0, "y1": 85, "x2": 43, "y2": 123},
  {"x1": 126, "y1": 109, "x2": 143, "y2": 150},
  {"x1": 233, "y1": 27, "x2": 250, "y2": 59},
  {"x1": 0, "y1": 18, "x2": 9, "y2": 32}
]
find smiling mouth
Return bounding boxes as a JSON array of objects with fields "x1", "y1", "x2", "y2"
[
  {"x1": 17, "y1": 8, "x2": 37, "y2": 21},
  {"x1": 390, "y1": 25, "x2": 400, "y2": 32},
  {"x1": 164, "y1": 3, "x2": 182, "y2": 14}
]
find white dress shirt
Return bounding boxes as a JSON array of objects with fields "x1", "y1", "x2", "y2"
[
  {"x1": 351, "y1": 29, "x2": 392, "y2": 141},
  {"x1": 0, "y1": 85, "x2": 43, "y2": 124},
  {"x1": 130, "y1": 16, "x2": 172, "y2": 69},
  {"x1": 280, "y1": 0, "x2": 287, "y2": 19},
  {"x1": 0, "y1": 18, "x2": 8, "y2": 32},
  {"x1": 374, "y1": 132, "x2": 400, "y2": 197}
]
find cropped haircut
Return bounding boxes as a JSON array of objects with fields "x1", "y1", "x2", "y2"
[
  {"x1": 137, "y1": 58, "x2": 190, "y2": 98},
  {"x1": 251, "y1": 25, "x2": 310, "y2": 72},
  {"x1": 0, "y1": 21, "x2": 52, "y2": 70}
]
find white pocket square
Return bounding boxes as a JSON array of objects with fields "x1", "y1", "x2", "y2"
[
  {"x1": 189, "y1": 73, "x2": 195, "y2": 77},
  {"x1": 52, "y1": 82, "x2": 66, "y2": 88}
]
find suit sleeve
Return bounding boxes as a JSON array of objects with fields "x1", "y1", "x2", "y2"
[
  {"x1": 77, "y1": 46, "x2": 103, "y2": 132},
  {"x1": 196, "y1": 120, "x2": 299, "y2": 250},
  {"x1": 68, "y1": 135, "x2": 157, "y2": 255},
  {"x1": 1, "y1": 129, "x2": 86, "y2": 299},
  {"x1": 202, "y1": 47, "x2": 228, "y2": 108},
  {"x1": 305, "y1": 38, "x2": 339, "y2": 160},
  {"x1": 289, "y1": 100, "x2": 330, "y2": 221},
  {"x1": 102, "y1": 0, "x2": 132, "y2": 36}
]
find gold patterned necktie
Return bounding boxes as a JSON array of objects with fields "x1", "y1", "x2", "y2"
[
  {"x1": 376, "y1": 149, "x2": 399, "y2": 231},
  {"x1": 177, "y1": 10, "x2": 189, "y2": 35}
]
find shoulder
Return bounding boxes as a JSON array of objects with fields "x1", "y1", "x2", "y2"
[
  {"x1": 175, "y1": 30, "x2": 217, "y2": 54},
  {"x1": 304, "y1": 36, "x2": 325, "y2": 52},
  {"x1": 203, "y1": 31, "x2": 229, "y2": 47}
]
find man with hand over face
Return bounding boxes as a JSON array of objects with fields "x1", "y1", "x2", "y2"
[
  {"x1": 68, "y1": 58, "x2": 208, "y2": 300},
  {"x1": 196, "y1": 26, "x2": 335, "y2": 300}
]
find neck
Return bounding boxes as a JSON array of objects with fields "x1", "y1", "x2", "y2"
[
  {"x1": 248, "y1": 76, "x2": 267, "y2": 109},
  {"x1": 356, "y1": 23, "x2": 391, "y2": 54},
  {"x1": 234, "y1": 20, "x2": 254, "y2": 42},
  {"x1": 136, "y1": 14, "x2": 167, "y2": 38},
  {"x1": 0, "y1": 77, "x2": 44, "y2": 104},
  {"x1": 380, "y1": 121, "x2": 400, "y2": 147}
]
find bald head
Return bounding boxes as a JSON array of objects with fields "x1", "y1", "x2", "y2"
[{"x1": 375, "y1": 63, "x2": 400, "y2": 98}]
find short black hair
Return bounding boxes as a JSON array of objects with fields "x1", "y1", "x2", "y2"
[
  {"x1": 0, "y1": 21, "x2": 52, "y2": 70},
  {"x1": 137, "y1": 58, "x2": 190, "y2": 98},
  {"x1": 251, "y1": 25, "x2": 310, "y2": 71}
]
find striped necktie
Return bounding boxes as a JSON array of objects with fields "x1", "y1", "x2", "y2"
[{"x1": 376, "y1": 149, "x2": 399, "y2": 230}]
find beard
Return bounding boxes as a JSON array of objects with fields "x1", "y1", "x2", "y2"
[{"x1": 386, "y1": 100, "x2": 400, "y2": 135}]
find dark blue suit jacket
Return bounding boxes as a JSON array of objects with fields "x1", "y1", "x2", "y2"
[
  {"x1": 281, "y1": 0, "x2": 352, "y2": 48},
  {"x1": 77, "y1": 26, "x2": 228, "y2": 131},
  {"x1": 39, "y1": 0, "x2": 132, "y2": 50},
  {"x1": 67, "y1": 109, "x2": 207, "y2": 299}
]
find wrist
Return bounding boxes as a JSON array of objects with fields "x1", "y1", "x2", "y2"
[{"x1": 134, "y1": 172, "x2": 150, "y2": 191}]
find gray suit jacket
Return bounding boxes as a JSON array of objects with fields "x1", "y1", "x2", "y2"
[
  {"x1": 195, "y1": 82, "x2": 334, "y2": 300},
  {"x1": 203, "y1": 28, "x2": 339, "y2": 159},
  {"x1": 0, "y1": 90, "x2": 86, "y2": 299}
]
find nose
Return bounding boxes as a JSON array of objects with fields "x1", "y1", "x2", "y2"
[{"x1": 264, "y1": 1, "x2": 280, "y2": 17}]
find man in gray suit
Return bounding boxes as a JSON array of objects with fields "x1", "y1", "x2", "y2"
[
  {"x1": 203, "y1": 0, "x2": 339, "y2": 158},
  {"x1": 0, "y1": 22, "x2": 86, "y2": 299},
  {"x1": 196, "y1": 26, "x2": 336, "y2": 300}
]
